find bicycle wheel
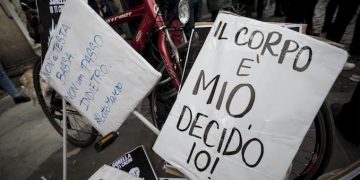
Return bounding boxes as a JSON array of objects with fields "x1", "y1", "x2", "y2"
[
  {"x1": 150, "y1": 84, "x2": 177, "y2": 129},
  {"x1": 33, "y1": 60, "x2": 98, "y2": 147},
  {"x1": 232, "y1": 0, "x2": 248, "y2": 16},
  {"x1": 290, "y1": 103, "x2": 333, "y2": 179},
  {"x1": 149, "y1": 36, "x2": 194, "y2": 129}
]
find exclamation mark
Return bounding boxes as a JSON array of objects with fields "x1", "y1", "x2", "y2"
[
  {"x1": 187, "y1": 142, "x2": 196, "y2": 164},
  {"x1": 208, "y1": 157, "x2": 220, "y2": 179},
  {"x1": 211, "y1": 157, "x2": 220, "y2": 174}
]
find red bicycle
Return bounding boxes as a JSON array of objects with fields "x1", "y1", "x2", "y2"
[{"x1": 33, "y1": 0, "x2": 190, "y2": 146}]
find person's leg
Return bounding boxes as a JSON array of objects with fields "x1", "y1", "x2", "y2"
[
  {"x1": 0, "y1": 64, "x2": 30, "y2": 104},
  {"x1": 185, "y1": 0, "x2": 196, "y2": 38},
  {"x1": 327, "y1": 0, "x2": 360, "y2": 42},
  {"x1": 257, "y1": 0, "x2": 264, "y2": 19},
  {"x1": 246, "y1": 0, "x2": 254, "y2": 17},
  {"x1": 274, "y1": 0, "x2": 285, "y2": 16},
  {"x1": 0, "y1": 64, "x2": 20, "y2": 98},
  {"x1": 350, "y1": 13, "x2": 360, "y2": 55},
  {"x1": 211, "y1": 10, "x2": 219, "y2": 21},
  {"x1": 304, "y1": 0, "x2": 319, "y2": 34},
  {"x1": 336, "y1": 82, "x2": 360, "y2": 143},
  {"x1": 322, "y1": 0, "x2": 338, "y2": 33},
  {"x1": 194, "y1": 0, "x2": 203, "y2": 22},
  {"x1": 280, "y1": 0, "x2": 289, "y2": 15},
  {"x1": 286, "y1": 0, "x2": 305, "y2": 23}
]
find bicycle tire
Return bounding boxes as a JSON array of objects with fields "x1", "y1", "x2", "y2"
[
  {"x1": 33, "y1": 60, "x2": 98, "y2": 147},
  {"x1": 149, "y1": 37, "x2": 193, "y2": 129},
  {"x1": 291, "y1": 103, "x2": 333, "y2": 179},
  {"x1": 150, "y1": 84, "x2": 177, "y2": 129}
]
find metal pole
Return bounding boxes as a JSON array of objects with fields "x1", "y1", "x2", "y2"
[
  {"x1": 62, "y1": 97, "x2": 67, "y2": 180},
  {"x1": 132, "y1": 111, "x2": 160, "y2": 135}
]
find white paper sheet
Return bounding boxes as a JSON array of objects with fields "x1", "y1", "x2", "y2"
[
  {"x1": 89, "y1": 165, "x2": 143, "y2": 180},
  {"x1": 40, "y1": 0, "x2": 161, "y2": 136},
  {"x1": 153, "y1": 12, "x2": 347, "y2": 180}
]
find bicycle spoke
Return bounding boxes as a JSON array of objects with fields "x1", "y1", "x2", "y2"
[{"x1": 67, "y1": 112, "x2": 92, "y2": 140}]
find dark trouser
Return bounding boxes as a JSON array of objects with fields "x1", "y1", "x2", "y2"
[
  {"x1": 286, "y1": 0, "x2": 318, "y2": 30},
  {"x1": 185, "y1": 0, "x2": 203, "y2": 38},
  {"x1": 286, "y1": 0, "x2": 304, "y2": 23},
  {"x1": 327, "y1": 0, "x2": 360, "y2": 42},
  {"x1": 305, "y1": 0, "x2": 318, "y2": 31},
  {"x1": 257, "y1": 0, "x2": 264, "y2": 19},
  {"x1": 350, "y1": 13, "x2": 360, "y2": 55},
  {"x1": 336, "y1": 82, "x2": 360, "y2": 143},
  {"x1": 274, "y1": 0, "x2": 286, "y2": 16},
  {"x1": 192, "y1": 0, "x2": 203, "y2": 22},
  {"x1": 322, "y1": 0, "x2": 339, "y2": 32},
  {"x1": 0, "y1": 64, "x2": 20, "y2": 98},
  {"x1": 211, "y1": 10, "x2": 219, "y2": 22}
]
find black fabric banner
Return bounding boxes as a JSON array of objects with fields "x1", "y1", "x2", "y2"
[
  {"x1": 36, "y1": 0, "x2": 65, "y2": 59},
  {"x1": 111, "y1": 145, "x2": 157, "y2": 180}
]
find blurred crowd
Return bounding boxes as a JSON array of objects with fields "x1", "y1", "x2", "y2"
[{"x1": 188, "y1": 0, "x2": 359, "y2": 56}]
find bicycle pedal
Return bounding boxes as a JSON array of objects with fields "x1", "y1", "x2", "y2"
[{"x1": 94, "y1": 132, "x2": 118, "y2": 152}]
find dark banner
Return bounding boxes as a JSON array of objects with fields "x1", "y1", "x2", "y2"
[{"x1": 36, "y1": 0, "x2": 65, "y2": 59}]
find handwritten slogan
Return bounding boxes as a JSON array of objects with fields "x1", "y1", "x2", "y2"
[
  {"x1": 40, "y1": 0, "x2": 161, "y2": 136},
  {"x1": 153, "y1": 13, "x2": 347, "y2": 179}
]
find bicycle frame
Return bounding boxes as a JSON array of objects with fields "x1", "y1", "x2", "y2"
[{"x1": 105, "y1": 1, "x2": 181, "y2": 89}]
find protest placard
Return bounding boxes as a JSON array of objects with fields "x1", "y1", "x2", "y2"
[
  {"x1": 153, "y1": 12, "x2": 348, "y2": 179},
  {"x1": 40, "y1": 0, "x2": 161, "y2": 136},
  {"x1": 111, "y1": 145, "x2": 157, "y2": 180}
]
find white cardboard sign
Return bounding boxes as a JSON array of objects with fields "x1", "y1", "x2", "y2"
[
  {"x1": 153, "y1": 13, "x2": 347, "y2": 179},
  {"x1": 89, "y1": 165, "x2": 143, "y2": 180},
  {"x1": 40, "y1": 0, "x2": 161, "y2": 136}
]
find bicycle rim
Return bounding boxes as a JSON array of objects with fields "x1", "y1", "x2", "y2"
[
  {"x1": 33, "y1": 60, "x2": 97, "y2": 147},
  {"x1": 291, "y1": 103, "x2": 333, "y2": 179}
]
